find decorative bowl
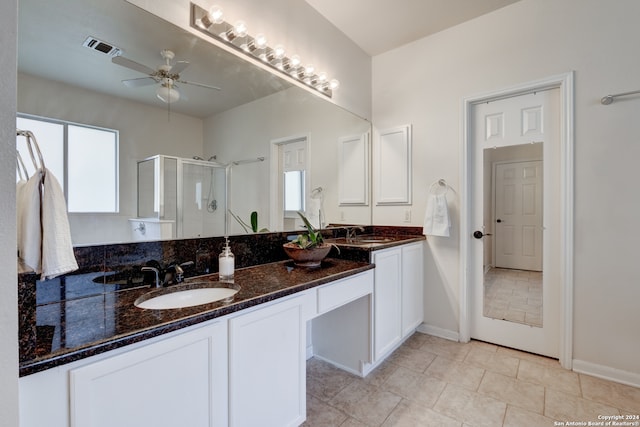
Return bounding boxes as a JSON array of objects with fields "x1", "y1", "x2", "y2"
[{"x1": 282, "y1": 242, "x2": 332, "y2": 268}]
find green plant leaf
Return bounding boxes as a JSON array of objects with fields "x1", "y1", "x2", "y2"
[{"x1": 250, "y1": 211, "x2": 258, "y2": 233}]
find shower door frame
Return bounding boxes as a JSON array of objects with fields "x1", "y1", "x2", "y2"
[{"x1": 176, "y1": 157, "x2": 229, "y2": 239}]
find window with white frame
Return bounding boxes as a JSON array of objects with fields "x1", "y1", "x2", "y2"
[{"x1": 16, "y1": 114, "x2": 119, "y2": 213}]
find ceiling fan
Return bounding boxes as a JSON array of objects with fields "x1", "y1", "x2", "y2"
[{"x1": 112, "y1": 49, "x2": 221, "y2": 104}]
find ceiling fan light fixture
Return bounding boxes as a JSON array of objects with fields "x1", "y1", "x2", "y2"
[{"x1": 156, "y1": 84, "x2": 180, "y2": 104}]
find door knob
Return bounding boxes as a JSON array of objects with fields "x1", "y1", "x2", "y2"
[
  {"x1": 473, "y1": 230, "x2": 493, "y2": 239},
  {"x1": 496, "y1": 219, "x2": 502, "y2": 223}
]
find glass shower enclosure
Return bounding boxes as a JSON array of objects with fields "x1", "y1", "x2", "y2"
[{"x1": 136, "y1": 155, "x2": 228, "y2": 239}]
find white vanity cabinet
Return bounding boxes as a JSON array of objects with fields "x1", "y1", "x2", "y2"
[
  {"x1": 20, "y1": 319, "x2": 228, "y2": 427},
  {"x1": 372, "y1": 247, "x2": 403, "y2": 361},
  {"x1": 372, "y1": 241, "x2": 424, "y2": 362},
  {"x1": 70, "y1": 320, "x2": 228, "y2": 427},
  {"x1": 401, "y1": 242, "x2": 425, "y2": 337},
  {"x1": 228, "y1": 293, "x2": 311, "y2": 427}
]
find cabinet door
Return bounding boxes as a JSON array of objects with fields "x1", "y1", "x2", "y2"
[
  {"x1": 402, "y1": 242, "x2": 424, "y2": 337},
  {"x1": 70, "y1": 321, "x2": 227, "y2": 427},
  {"x1": 229, "y1": 295, "x2": 307, "y2": 427},
  {"x1": 373, "y1": 247, "x2": 402, "y2": 361}
]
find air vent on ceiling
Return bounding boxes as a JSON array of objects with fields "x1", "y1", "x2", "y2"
[{"x1": 82, "y1": 36, "x2": 122, "y2": 57}]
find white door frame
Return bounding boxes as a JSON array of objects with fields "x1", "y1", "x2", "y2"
[
  {"x1": 269, "y1": 134, "x2": 311, "y2": 232},
  {"x1": 459, "y1": 72, "x2": 574, "y2": 369}
]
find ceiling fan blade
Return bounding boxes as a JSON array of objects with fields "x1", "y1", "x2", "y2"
[
  {"x1": 122, "y1": 77, "x2": 157, "y2": 87},
  {"x1": 177, "y1": 80, "x2": 222, "y2": 91},
  {"x1": 112, "y1": 55, "x2": 156, "y2": 75},
  {"x1": 170, "y1": 61, "x2": 190, "y2": 75}
]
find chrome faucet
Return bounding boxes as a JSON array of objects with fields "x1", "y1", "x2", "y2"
[
  {"x1": 346, "y1": 226, "x2": 365, "y2": 241},
  {"x1": 141, "y1": 266, "x2": 161, "y2": 288},
  {"x1": 164, "y1": 261, "x2": 195, "y2": 285}
]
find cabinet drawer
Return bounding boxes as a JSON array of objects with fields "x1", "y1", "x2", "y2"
[{"x1": 317, "y1": 270, "x2": 373, "y2": 315}]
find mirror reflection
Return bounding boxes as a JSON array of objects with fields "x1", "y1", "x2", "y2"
[
  {"x1": 17, "y1": 0, "x2": 371, "y2": 246},
  {"x1": 482, "y1": 143, "x2": 543, "y2": 327}
]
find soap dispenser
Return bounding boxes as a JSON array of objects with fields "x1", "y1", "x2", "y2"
[{"x1": 218, "y1": 236, "x2": 235, "y2": 281}]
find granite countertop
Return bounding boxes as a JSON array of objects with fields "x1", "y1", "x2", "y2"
[
  {"x1": 20, "y1": 258, "x2": 373, "y2": 376},
  {"x1": 326, "y1": 234, "x2": 425, "y2": 251}
]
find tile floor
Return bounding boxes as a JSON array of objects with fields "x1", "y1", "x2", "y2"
[
  {"x1": 304, "y1": 333, "x2": 640, "y2": 427},
  {"x1": 483, "y1": 268, "x2": 543, "y2": 327}
]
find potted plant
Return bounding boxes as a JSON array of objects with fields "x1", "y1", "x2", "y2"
[{"x1": 283, "y1": 211, "x2": 336, "y2": 267}]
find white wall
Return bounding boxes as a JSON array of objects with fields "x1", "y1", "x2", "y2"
[
  {"x1": 372, "y1": 0, "x2": 640, "y2": 379},
  {"x1": 18, "y1": 73, "x2": 204, "y2": 245},
  {"x1": 204, "y1": 87, "x2": 371, "y2": 234},
  {"x1": 0, "y1": 0, "x2": 19, "y2": 424}
]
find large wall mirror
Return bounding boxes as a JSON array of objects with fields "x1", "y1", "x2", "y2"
[{"x1": 17, "y1": 0, "x2": 371, "y2": 246}]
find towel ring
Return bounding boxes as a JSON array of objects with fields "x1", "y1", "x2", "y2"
[{"x1": 429, "y1": 179, "x2": 448, "y2": 195}]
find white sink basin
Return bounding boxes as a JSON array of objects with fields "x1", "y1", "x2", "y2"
[{"x1": 135, "y1": 282, "x2": 240, "y2": 310}]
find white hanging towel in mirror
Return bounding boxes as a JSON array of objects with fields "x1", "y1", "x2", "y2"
[
  {"x1": 41, "y1": 169, "x2": 78, "y2": 280},
  {"x1": 423, "y1": 193, "x2": 450, "y2": 237},
  {"x1": 18, "y1": 170, "x2": 43, "y2": 273}
]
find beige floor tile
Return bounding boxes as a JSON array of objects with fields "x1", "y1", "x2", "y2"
[
  {"x1": 502, "y1": 308, "x2": 526, "y2": 323},
  {"x1": 362, "y1": 359, "x2": 400, "y2": 388},
  {"x1": 495, "y1": 346, "x2": 561, "y2": 369},
  {"x1": 420, "y1": 335, "x2": 472, "y2": 362},
  {"x1": 386, "y1": 345, "x2": 437, "y2": 373},
  {"x1": 464, "y1": 347, "x2": 520, "y2": 377},
  {"x1": 329, "y1": 380, "x2": 402, "y2": 426},
  {"x1": 382, "y1": 366, "x2": 446, "y2": 407},
  {"x1": 307, "y1": 358, "x2": 357, "y2": 402},
  {"x1": 468, "y1": 339, "x2": 499, "y2": 353},
  {"x1": 306, "y1": 333, "x2": 640, "y2": 427},
  {"x1": 433, "y1": 384, "x2": 507, "y2": 427},
  {"x1": 402, "y1": 332, "x2": 431, "y2": 350},
  {"x1": 503, "y1": 405, "x2": 558, "y2": 427},
  {"x1": 382, "y1": 400, "x2": 462, "y2": 427},
  {"x1": 425, "y1": 356, "x2": 486, "y2": 391},
  {"x1": 339, "y1": 417, "x2": 370, "y2": 427},
  {"x1": 483, "y1": 268, "x2": 543, "y2": 328},
  {"x1": 545, "y1": 388, "x2": 620, "y2": 421},
  {"x1": 478, "y1": 371, "x2": 545, "y2": 413},
  {"x1": 303, "y1": 395, "x2": 348, "y2": 427},
  {"x1": 579, "y1": 374, "x2": 640, "y2": 414},
  {"x1": 517, "y1": 359, "x2": 581, "y2": 396}
]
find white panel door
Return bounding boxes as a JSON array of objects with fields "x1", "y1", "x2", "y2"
[
  {"x1": 470, "y1": 89, "x2": 560, "y2": 358},
  {"x1": 495, "y1": 161, "x2": 543, "y2": 271}
]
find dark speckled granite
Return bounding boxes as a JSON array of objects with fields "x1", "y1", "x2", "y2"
[
  {"x1": 20, "y1": 259, "x2": 372, "y2": 376},
  {"x1": 18, "y1": 226, "x2": 424, "y2": 377}
]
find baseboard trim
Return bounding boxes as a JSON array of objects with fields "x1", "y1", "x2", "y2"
[
  {"x1": 417, "y1": 323, "x2": 460, "y2": 342},
  {"x1": 572, "y1": 359, "x2": 640, "y2": 388},
  {"x1": 306, "y1": 345, "x2": 313, "y2": 360}
]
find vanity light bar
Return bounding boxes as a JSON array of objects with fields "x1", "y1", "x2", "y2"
[{"x1": 190, "y1": 3, "x2": 339, "y2": 98}]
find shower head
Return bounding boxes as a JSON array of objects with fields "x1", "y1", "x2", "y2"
[{"x1": 310, "y1": 187, "x2": 324, "y2": 199}]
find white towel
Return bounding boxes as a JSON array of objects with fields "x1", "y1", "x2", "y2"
[
  {"x1": 18, "y1": 170, "x2": 43, "y2": 273},
  {"x1": 423, "y1": 193, "x2": 451, "y2": 237},
  {"x1": 41, "y1": 169, "x2": 78, "y2": 280}
]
